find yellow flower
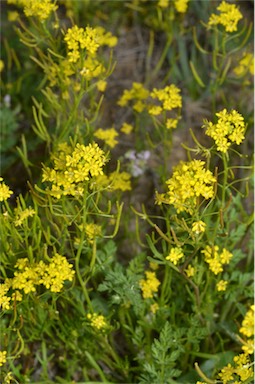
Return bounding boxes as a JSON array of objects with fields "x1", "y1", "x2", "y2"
[
  {"x1": 14, "y1": 207, "x2": 35, "y2": 226},
  {"x1": 234, "y1": 53, "x2": 254, "y2": 77},
  {"x1": 239, "y1": 305, "x2": 254, "y2": 338},
  {"x1": 148, "y1": 105, "x2": 162, "y2": 116},
  {"x1": 201, "y1": 246, "x2": 232, "y2": 275},
  {"x1": 64, "y1": 25, "x2": 117, "y2": 64},
  {"x1": 174, "y1": 0, "x2": 189, "y2": 13},
  {"x1": 118, "y1": 82, "x2": 149, "y2": 110},
  {"x1": 241, "y1": 338, "x2": 254, "y2": 355},
  {"x1": 149, "y1": 262, "x2": 159, "y2": 271},
  {"x1": 150, "y1": 303, "x2": 159, "y2": 314},
  {"x1": 87, "y1": 313, "x2": 107, "y2": 330},
  {"x1": 216, "y1": 280, "x2": 228, "y2": 291},
  {"x1": 192, "y1": 220, "x2": 206, "y2": 234},
  {"x1": 0, "y1": 60, "x2": 4, "y2": 72},
  {"x1": 39, "y1": 253, "x2": 75, "y2": 293},
  {"x1": 166, "y1": 247, "x2": 184, "y2": 265},
  {"x1": 166, "y1": 118, "x2": 178, "y2": 129},
  {"x1": 150, "y1": 84, "x2": 182, "y2": 111},
  {"x1": 218, "y1": 363, "x2": 234, "y2": 383},
  {"x1": 140, "y1": 271, "x2": 160, "y2": 299},
  {"x1": 85, "y1": 223, "x2": 102, "y2": 243},
  {"x1": 94, "y1": 128, "x2": 119, "y2": 148},
  {"x1": 0, "y1": 351, "x2": 7, "y2": 366},
  {"x1": 23, "y1": 0, "x2": 58, "y2": 22},
  {"x1": 42, "y1": 142, "x2": 107, "y2": 199},
  {"x1": 0, "y1": 178, "x2": 13, "y2": 201},
  {"x1": 156, "y1": 160, "x2": 216, "y2": 213},
  {"x1": 96, "y1": 80, "x2": 107, "y2": 92},
  {"x1": 8, "y1": 11, "x2": 19, "y2": 21},
  {"x1": 158, "y1": 0, "x2": 168, "y2": 8},
  {"x1": 108, "y1": 171, "x2": 132, "y2": 191},
  {"x1": 203, "y1": 109, "x2": 246, "y2": 153},
  {"x1": 208, "y1": 1, "x2": 243, "y2": 33},
  {"x1": 185, "y1": 265, "x2": 195, "y2": 277},
  {"x1": 120, "y1": 122, "x2": 133, "y2": 135},
  {"x1": 0, "y1": 283, "x2": 12, "y2": 310}
]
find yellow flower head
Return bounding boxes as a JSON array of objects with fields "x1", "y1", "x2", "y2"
[
  {"x1": 201, "y1": 246, "x2": 233, "y2": 275},
  {"x1": 87, "y1": 313, "x2": 107, "y2": 330},
  {"x1": 150, "y1": 303, "x2": 159, "y2": 314},
  {"x1": 0, "y1": 351, "x2": 7, "y2": 367},
  {"x1": 120, "y1": 122, "x2": 133, "y2": 135},
  {"x1": 166, "y1": 118, "x2": 178, "y2": 129},
  {"x1": 239, "y1": 305, "x2": 254, "y2": 338},
  {"x1": 0, "y1": 60, "x2": 4, "y2": 72},
  {"x1": 0, "y1": 282, "x2": 12, "y2": 310},
  {"x1": 118, "y1": 82, "x2": 149, "y2": 112},
  {"x1": 156, "y1": 160, "x2": 216, "y2": 213},
  {"x1": 14, "y1": 207, "x2": 35, "y2": 226},
  {"x1": 0, "y1": 178, "x2": 13, "y2": 202},
  {"x1": 203, "y1": 109, "x2": 246, "y2": 153},
  {"x1": 94, "y1": 128, "x2": 119, "y2": 148},
  {"x1": 64, "y1": 25, "x2": 117, "y2": 64},
  {"x1": 185, "y1": 265, "x2": 195, "y2": 277},
  {"x1": 108, "y1": 171, "x2": 132, "y2": 191},
  {"x1": 192, "y1": 220, "x2": 206, "y2": 234},
  {"x1": 140, "y1": 271, "x2": 160, "y2": 299},
  {"x1": 149, "y1": 84, "x2": 182, "y2": 114},
  {"x1": 234, "y1": 53, "x2": 254, "y2": 77},
  {"x1": 96, "y1": 80, "x2": 107, "y2": 92},
  {"x1": 174, "y1": 0, "x2": 189, "y2": 13},
  {"x1": 208, "y1": 1, "x2": 243, "y2": 33},
  {"x1": 166, "y1": 247, "x2": 184, "y2": 265},
  {"x1": 216, "y1": 280, "x2": 228, "y2": 291},
  {"x1": 85, "y1": 223, "x2": 102, "y2": 243},
  {"x1": 8, "y1": 0, "x2": 58, "y2": 22},
  {"x1": 39, "y1": 253, "x2": 75, "y2": 293},
  {"x1": 158, "y1": 0, "x2": 169, "y2": 8},
  {"x1": 42, "y1": 142, "x2": 107, "y2": 199}
]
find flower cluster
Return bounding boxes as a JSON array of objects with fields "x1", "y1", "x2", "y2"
[
  {"x1": 7, "y1": 0, "x2": 58, "y2": 21},
  {"x1": 0, "y1": 254, "x2": 74, "y2": 310},
  {"x1": 87, "y1": 313, "x2": 107, "y2": 331},
  {"x1": 91, "y1": 171, "x2": 132, "y2": 192},
  {"x1": 218, "y1": 352, "x2": 253, "y2": 383},
  {"x1": 18, "y1": 254, "x2": 73, "y2": 292},
  {"x1": 201, "y1": 245, "x2": 232, "y2": 275},
  {"x1": 208, "y1": 1, "x2": 243, "y2": 33},
  {"x1": 158, "y1": 0, "x2": 189, "y2": 13},
  {"x1": 155, "y1": 160, "x2": 216, "y2": 214},
  {"x1": 234, "y1": 53, "x2": 254, "y2": 77},
  {"x1": 85, "y1": 223, "x2": 102, "y2": 243},
  {"x1": 42, "y1": 142, "x2": 107, "y2": 199},
  {"x1": 166, "y1": 247, "x2": 184, "y2": 265},
  {"x1": 203, "y1": 109, "x2": 246, "y2": 153},
  {"x1": 148, "y1": 85, "x2": 182, "y2": 120},
  {"x1": 191, "y1": 220, "x2": 206, "y2": 234},
  {"x1": 0, "y1": 351, "x2": 7, "y2": 367},
  {"x1": 120, "y1": 122, "x2": 133, "y2": 135},
  {"x1": 140, "y1": 271, "x2": 160, "y2": 299},
  {"x1": 108, "y1": 172, "x2": 132, "y2": 191},
  {"x1": 14, "y1": 207, "x2": 35, "y2": 226},
  {"x1": 94, "y1": 128, "x2": 119, "y2": 148},
  {"x1": 117, "y1": 82, "x2": 150, "y2": 112},
  {"x1": 64, "y1": 25, "x2": 117, "y2": 64},
  {"x1": 239, "y1": 305, "x2": 254, "y2": 355},
  {"x1": 216, "y1": 280, "x2": 228, "y2": 291},
  {"x1": 174, "y1": 0, "x2": 189, "y2": 13},
  {"x1": 0, "y1": 178, "x2": 13, "y2": 202}
]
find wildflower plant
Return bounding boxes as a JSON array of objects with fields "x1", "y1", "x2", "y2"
[{"x1": 0, "y1": 1, "x2": 254, "y2": 383}]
